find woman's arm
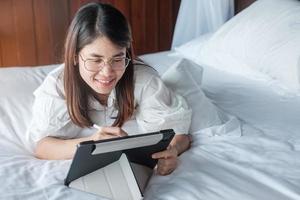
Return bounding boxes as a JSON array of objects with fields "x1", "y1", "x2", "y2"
[
  {"x1": 152, "y1": 134, "x2": 191, "y2": 175},
  {"x1": 35, "y1": 136, "x2": 90, "y2": 160},
  {"x1": 170, "y1": 134, "x2": 191, "y2": 155},
  {"x1": 35, "y1": 127, "x2": 127, "y2": 160}
]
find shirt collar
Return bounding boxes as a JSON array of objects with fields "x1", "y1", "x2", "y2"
[{"x1": 88, "y1": 89, "x2": 116, "y2": 110}]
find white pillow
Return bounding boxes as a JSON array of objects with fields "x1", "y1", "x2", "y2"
[
  {"x1": 174, "y1": 32, "x2": 213, "y2": 60},
  {"x1": 161, "y1": 59, "x2": 222, "y2": 133},
  {"x1": 0, "y1": 65, "x2": 58, "y2": 154},
  {"x1": 178, "y1": 0, "x2": 300, "y2": 92}
]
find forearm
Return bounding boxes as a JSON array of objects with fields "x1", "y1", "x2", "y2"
[
  {"x1": 35, "y1": 136, "x2": 91, "y2": 160},
  {"x1": 170, "y1": 134, "x2": 191, "y2": 156},
  {"x1": 35, "y1": 127, "x2": 128, "y2": 160}
]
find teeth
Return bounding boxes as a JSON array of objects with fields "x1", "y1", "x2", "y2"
[
  {"x1": 100, "y1": 80, "x2": 110, "y2": 83},
  {"x1": 96, "y1": 79, "x2": 113, "y2": 84}
]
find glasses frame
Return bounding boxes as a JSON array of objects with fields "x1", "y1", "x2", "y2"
[{"x1": 79, "y1": 54, "x2": 131, "y2": 72}]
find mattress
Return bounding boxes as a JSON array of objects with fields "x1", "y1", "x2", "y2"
[
  {"x1": 0, "y1": 51, "x2": 299, "y2": 200},
  {"x1": 140, "y1": 51, "x2": 300, "y2": 200}
]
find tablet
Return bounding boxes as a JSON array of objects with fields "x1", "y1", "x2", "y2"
[{"x1": 64, "y1": 129, "x2": 175, "y2": 186}]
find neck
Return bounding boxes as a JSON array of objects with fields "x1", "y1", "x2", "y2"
[{"x1": 95, "y1": 93, "x2": 109, "y2": 106}]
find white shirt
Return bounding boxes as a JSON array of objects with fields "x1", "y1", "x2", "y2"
[{"x1": 26, "y1": 64, "x2": 192, "y2": 150}]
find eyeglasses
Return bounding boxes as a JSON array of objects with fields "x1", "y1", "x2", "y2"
[{"x1": 79, "y1": 54, "x2": 131, "y2": 72}]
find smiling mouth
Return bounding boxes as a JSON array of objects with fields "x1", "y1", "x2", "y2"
[{"x1": 94, "y1": 78, "x2": 115, "y2": 86}]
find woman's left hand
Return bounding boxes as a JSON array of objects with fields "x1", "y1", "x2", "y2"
[{"x1": 151, "y1": 145, "x2": 178, "y2": 175}]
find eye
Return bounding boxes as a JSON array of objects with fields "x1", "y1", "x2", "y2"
[
  {"x1": 112, "y1": 57, "x2": 124, "y2": 63},
  {"x1": 91, "y1": 59, "x2": 103, "y2": 64}
]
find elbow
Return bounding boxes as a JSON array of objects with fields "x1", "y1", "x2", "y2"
[
  {"x1": 172, "y1": 134, "x2": 191, "y2": 155},
  {"x1": 34, "y1": 138, "x2": 49, "y2": 160},
  {"x1": 34, "y1": 149, "x2": 44, "y2": 160},
  {"x1": 181, "y1": 134, "x2": 192, "y2": 151}
]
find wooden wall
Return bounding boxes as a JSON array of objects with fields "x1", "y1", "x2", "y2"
[
  {"x1": 235, "y1": 0, "x2": 256, "y2": 14},
  {"x1": 0, "y1": 0, "x2": 180, "y2": 67}
]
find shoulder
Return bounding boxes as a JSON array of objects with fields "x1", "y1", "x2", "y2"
[
  {"x1": 133, "y1": 61, "x2": 160, "y2": 87},
  {"x1": 133, "y1": 61, "x2": 170, "y2": 103},
  {"x1": 29, "y1": 64, "x2": 70, "y2": 136},
  {"x1": 34, "y1": 64, "x2": 65, "y2": 98}
]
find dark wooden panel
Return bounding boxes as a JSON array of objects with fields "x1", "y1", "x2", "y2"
[
  {"x1": 113, "y1": 0, "x2": 131, "y2": 21},
  {"x1": 145, "y1": 0, "x2": 159, "y2": 53},
  {"x1": 0, "y1": 0, "x2": 180, "y2": 67},
  {"x1": 33, "y1": 0, "x2": 69, "y2": 65},
  {"x1": 131, "y1": 0, "x2": 146, "y2": 54},
  {"x1": 0, "y1": 0, "x2": 25, "y2": 66},
  {"x1": 67, "y1": 0, "x2": 180, "y2": 55},
  {"x1": 235, "y1": 0, "x2": 256, "y2": 14},
  {"x1": 172, "y1": 0, "x2": 181, "y2": 24},
  {"x1": 0, "y1": 0, "x2": 37, "y2": 66},
  {"x1": 68, "y1": 0, "x2": 98, "y2": 24},
  {"x1": 13, "y1": 0, "x2": 37, "y2": 66},
  {"x1": 50, "y1": 0, "x2": 69, "y2": 63},
  {"x1": 0, "y1": 43, "x2": 2, "y2": 66},
  {"x1": 68, "y1": 0, "x2": 81, "y2": 21},
  {"x1": 158, "y1": 0, "x2": 173, "y2": 50},
  {"x1": 33, "y1": 0, "x2": 54, "y2": 65}
]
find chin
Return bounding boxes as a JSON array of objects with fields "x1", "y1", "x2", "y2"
[
  {"x1": 93, "y1": 83, "x2": 115, "y2": 95},
  {"x1": 90, "y1": 78, "x2": 117, "y2": 95},
  {"x1": 92, "y1": 85, "x2": 111, "y2": 94}
]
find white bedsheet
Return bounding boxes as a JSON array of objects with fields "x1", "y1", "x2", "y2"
[
  {"x1": 141, "y1": 51, "x2": 300, "y2": 200},
  {"x1": 1, "y1": 52, "x2": 300, "y2": 200}
]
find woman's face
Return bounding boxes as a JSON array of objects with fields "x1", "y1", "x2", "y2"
[{"x1": 78, "y1": 36, "x2": 127, "y2": 96}]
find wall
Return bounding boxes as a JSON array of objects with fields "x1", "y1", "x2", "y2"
[
  {"x1": 0, "y1": 0, "x2": 180, "y2": 67},
  {"x1": 235, "y1": 0, "x2": 256, "y2": 14}
]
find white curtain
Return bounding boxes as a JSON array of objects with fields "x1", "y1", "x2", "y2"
[{"x1": 171, "y1": 0, "x2": 234, "y2": 48}]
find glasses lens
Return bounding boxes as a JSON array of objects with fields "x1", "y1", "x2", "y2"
[
  {"x1": 85, "y1": 60, "x2": 102, "y2": 72},
  {"x1": 84, "y1": 57, "x2": 131, "y2": 72},
  {"x1": 111, "y1": 57, "x2": 131, "y2": 70}
]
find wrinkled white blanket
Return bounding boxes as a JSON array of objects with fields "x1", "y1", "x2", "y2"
[{"x1": 1, "y1": 54, "x2": 300, "y2": 199}]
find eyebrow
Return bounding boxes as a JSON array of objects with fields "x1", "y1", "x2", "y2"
[{"x1": 89, "y1": 52, "x2": 125, "y2": 58}]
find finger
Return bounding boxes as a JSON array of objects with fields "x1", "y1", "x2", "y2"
[
  {"x1": 157, "y1": 164, "x2": 174, "y2": 175},
  {"x1": 157, "y1": 160, "x2": 177, "y2": 175},
  {"x1": 100, "y1": 133, "x2": 120, "y2": 140},
  {"x1": 158, "y1": 167, "x2": 171, "y2": 175},
  {"x1": 152, "y1": 151, "x2": 169, "y2": 159},
  {"x1": 156, "y1": 160, "x2": 165, "y2": 175},
  {"x1": 91, "y1": 132, "x2": 116, "y2": 140},
  {"x1": 102, "y1": 127, "x2": 127, "y2": 136},
  {"x1": 100, "y1": 127, "x2": 128, "y2": 137},
  {"x1": 158, "y1": 158, "x2": 177, "y2": 168},
  {"x1": 152, "y1": 149, "x2": 175, "y2": 159},
  {"x1": 157, "y1": 158, "x2": 166, "y2": 166},
  {"x1": 167, "y1": 145, "x2": 178, "y2": 156}
]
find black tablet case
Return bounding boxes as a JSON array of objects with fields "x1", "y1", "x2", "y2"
[{"x1": 64, "y1": 129, "x2": 175, "y2": 186}]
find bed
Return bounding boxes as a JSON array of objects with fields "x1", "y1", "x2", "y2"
[{"x1": 1, "y1": 0, "x2": 300, "y2": 199}]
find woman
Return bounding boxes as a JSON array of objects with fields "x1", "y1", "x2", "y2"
[{"x1": 26, "y1": 2, "x2": 192, "y2": 175}]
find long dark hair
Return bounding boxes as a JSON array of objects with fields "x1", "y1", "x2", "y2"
[{"x1": 64, "y1": 2, "x2": 135, "y2": 128}]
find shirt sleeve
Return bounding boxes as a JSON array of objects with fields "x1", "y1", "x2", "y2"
[
  {"x1": 25, "y1": 71, "x2": 81, "y2": 149},
  {"x1": 135, "y1": 75, "x2": 192, "y2": 135}
]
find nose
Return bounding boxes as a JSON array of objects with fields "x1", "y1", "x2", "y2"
[{"x1": 99, "y1": 62, "x2": 114, "y2": 76}]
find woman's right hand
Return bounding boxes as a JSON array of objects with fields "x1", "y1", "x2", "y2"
[{"x1": 89, "y1": 126, "x2": 128, "y2": 141}]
